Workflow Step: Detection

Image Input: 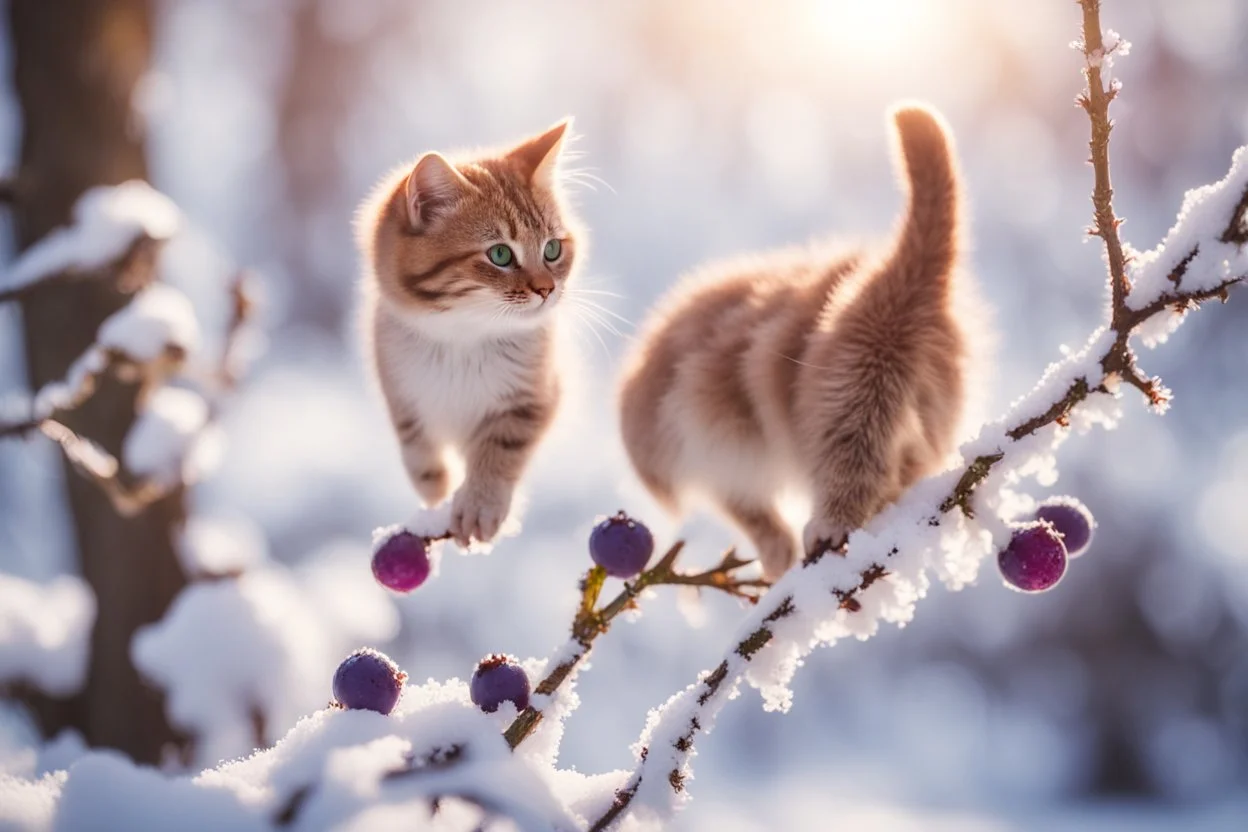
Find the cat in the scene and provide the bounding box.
[356,120,582,546]
[618,104,981,580]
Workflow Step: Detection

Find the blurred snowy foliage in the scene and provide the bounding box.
[1,0,1247,830]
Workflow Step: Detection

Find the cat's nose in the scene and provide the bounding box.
[530,274,555,300]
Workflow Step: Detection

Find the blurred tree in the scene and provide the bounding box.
[7,0,188,763]
[275,0,370,329]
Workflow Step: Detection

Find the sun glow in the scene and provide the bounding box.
[806,0,945,61]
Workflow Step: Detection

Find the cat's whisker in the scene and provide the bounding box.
[569,300,632,342]
[560,166,616,195]
[568,287,626,300]
[569,306,614,359]
[567,295,634,329]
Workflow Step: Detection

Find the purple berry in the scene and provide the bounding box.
[589,511,655,578]
[372,529,431,592]
[1034,497,1095,558]
[998,522,1068,593]
[469,655,531,713]
[332,648,407,714]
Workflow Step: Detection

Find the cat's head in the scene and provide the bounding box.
[365,120,582,334]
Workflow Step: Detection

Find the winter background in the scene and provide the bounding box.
[1,0,1247,829]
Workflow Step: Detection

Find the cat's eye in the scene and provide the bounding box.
[543,239,562,262]
[487,244,514,267]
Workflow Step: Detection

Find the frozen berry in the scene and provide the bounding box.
[332,648,407,714]
[998,523,1068,593]
[589,511,655,578]
[1034,497,1095,558]
[469,654,530,713]
[372,529,431,592]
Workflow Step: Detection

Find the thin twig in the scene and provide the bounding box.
[1076,0,1131,323]
[503,541,768,750]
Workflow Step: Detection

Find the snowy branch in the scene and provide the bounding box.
[585,6,1247,829]
[0,181,178,303]
[502,542,768,750]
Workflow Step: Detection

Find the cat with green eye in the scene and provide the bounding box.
[486,239,563,268]
[356,119,584,547]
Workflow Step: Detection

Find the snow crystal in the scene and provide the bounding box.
[0,181,180,296]
[1128,146,1248,311]
[0,574,96,697]
[121,385,210,485]
[96,283,201,363]
[0,771,65,832]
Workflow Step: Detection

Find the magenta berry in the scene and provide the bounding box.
[333,648,407,714]
[1034,497,1095,558]
[998,522,1068,593]
[469,655,530,714]
[372,529,431,592]
[589,511,655,578]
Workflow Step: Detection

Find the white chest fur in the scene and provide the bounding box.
[376,314,543,444]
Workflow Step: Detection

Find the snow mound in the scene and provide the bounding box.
[0,574,96,697]
[3,678,628,831]
[131,554,399,767]
[97,283,201,363]
[122,386,214,485]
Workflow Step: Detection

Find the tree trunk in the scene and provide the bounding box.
[8,0,189,764]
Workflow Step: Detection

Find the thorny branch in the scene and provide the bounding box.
[586,2,1247,827]
[502,541,769,750]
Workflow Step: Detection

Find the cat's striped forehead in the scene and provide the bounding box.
[457,159,565,239]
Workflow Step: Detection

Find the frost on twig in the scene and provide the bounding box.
[586,5,1246,828]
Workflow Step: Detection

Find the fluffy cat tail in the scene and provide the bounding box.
[887,103,961,285]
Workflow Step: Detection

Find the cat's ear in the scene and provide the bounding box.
[405,152,468,230]
[507,118,572,189]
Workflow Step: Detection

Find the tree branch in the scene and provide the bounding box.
[1076,0,1131,323]
[39,420,173,517]
[503,541,769,750]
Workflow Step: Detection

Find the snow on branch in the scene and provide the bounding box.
[0,282,201,440]
[500,542,767,751]
[0,181,179,302]
[0,261,255,518]
[584,11,1247,832]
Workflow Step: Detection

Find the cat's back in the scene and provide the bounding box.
[618,243,861,507]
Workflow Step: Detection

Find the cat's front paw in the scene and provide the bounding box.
[450,484,512,546]
[802,517,850,562]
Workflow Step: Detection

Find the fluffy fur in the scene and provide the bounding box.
[356,120,582,546]
[618,104,983,579]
